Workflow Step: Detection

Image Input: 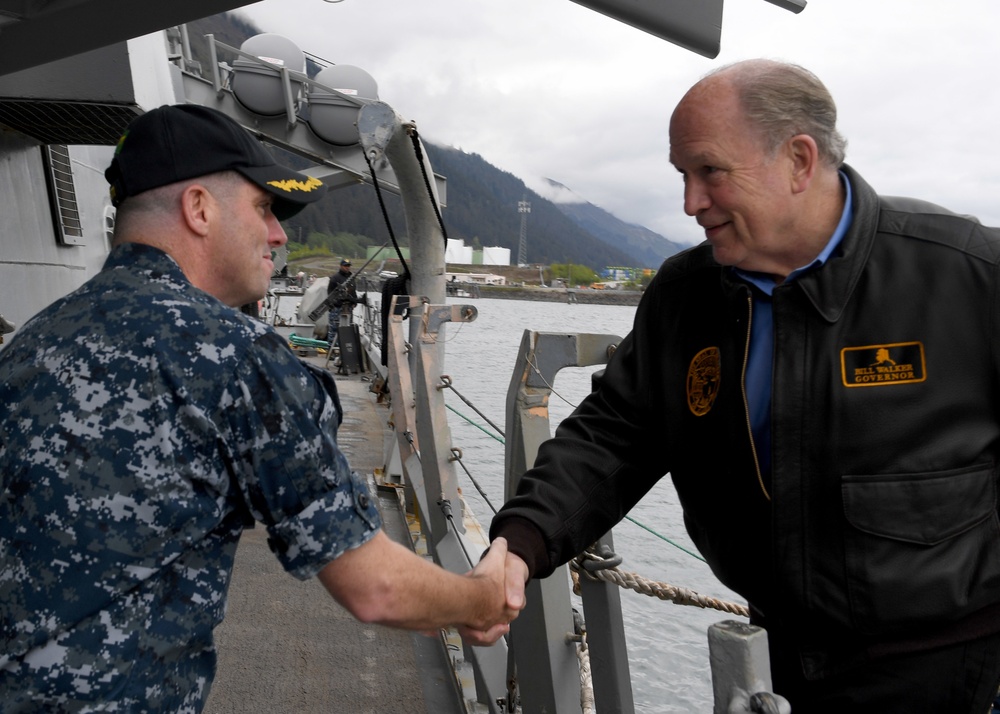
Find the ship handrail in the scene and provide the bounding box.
[323,96,784,713]
[502,329,786,713]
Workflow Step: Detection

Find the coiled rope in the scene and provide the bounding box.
[567,610,595,714]
[569,546,749,618]
[577,638,594,714]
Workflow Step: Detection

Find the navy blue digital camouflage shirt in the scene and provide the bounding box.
[0,243,382,712]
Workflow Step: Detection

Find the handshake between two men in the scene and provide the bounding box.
[315,532,530,647]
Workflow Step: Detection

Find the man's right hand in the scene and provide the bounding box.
[458,539,529,646]
[504,551,528,613]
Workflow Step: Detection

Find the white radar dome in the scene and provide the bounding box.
[231,33,305,116]
[307,65,378,146]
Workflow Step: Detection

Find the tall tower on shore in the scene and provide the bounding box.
[517,195,531,266]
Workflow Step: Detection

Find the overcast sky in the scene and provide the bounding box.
[238,0,1000,247]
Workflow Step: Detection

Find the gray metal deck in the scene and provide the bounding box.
[203,371,465,714]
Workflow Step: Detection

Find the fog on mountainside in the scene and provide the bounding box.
[186,12,684,270]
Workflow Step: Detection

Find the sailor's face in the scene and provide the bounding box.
[211,181,287,307]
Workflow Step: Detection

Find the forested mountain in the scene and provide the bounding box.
[186,12,683,270]
[544,180,686,268]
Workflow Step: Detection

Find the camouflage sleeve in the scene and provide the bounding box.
[221,332,382,580]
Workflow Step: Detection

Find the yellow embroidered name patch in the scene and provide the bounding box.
[687,346,721,416]
[840,341,926,387]
[266,176,324,193]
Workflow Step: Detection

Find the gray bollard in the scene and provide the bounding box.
[708,620,791,714]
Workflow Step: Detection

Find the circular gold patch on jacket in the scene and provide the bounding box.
[687,346,721,416]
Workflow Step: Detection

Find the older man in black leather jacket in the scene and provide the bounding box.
[490,59,1000,713]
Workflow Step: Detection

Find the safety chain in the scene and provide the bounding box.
[569,545,750,618]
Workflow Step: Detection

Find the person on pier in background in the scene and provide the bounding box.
[0,104,521,712]
[327,257,359,339]
[489,59,1000,713]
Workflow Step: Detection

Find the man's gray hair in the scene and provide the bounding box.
[710,60,848,168]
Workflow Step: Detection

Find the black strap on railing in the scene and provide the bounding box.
[408,128,448,249]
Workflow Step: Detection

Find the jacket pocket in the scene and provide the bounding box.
[841,463,1000,634]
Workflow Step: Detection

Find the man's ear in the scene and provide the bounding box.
[787,133,819,194]
[179,184,214,237]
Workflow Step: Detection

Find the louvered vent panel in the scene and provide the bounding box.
[44,144,84,246]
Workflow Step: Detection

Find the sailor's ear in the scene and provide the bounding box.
[179,183,214,237]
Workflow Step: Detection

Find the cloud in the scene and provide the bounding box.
[240,0,1000,244]
[531,178,584,205]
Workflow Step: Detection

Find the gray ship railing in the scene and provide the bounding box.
[372,314,790,713]
[504,330,629,714]
[502,329,789,714]
[173,32,787,712]
[342,99,788,713]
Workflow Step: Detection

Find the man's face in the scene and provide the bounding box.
[207,180,287,307]
[340,264,351,275]
[669,78,796,275]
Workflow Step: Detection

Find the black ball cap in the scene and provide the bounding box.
[105,104,327,220]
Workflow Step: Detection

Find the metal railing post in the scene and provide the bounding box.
[709,621,790,714]
[504,330,629,714]
[578,531,635,713]
[363,109,510,712]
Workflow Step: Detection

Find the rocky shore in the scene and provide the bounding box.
[293,257,645,307]
[477,285,642,306]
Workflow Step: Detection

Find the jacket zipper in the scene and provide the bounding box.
[740,291,771,501]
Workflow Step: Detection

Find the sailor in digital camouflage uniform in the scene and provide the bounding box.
[0,104,520,712]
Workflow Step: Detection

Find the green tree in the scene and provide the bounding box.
[549,263,598,287]
[288,245,332,262]
[300,231,373,262]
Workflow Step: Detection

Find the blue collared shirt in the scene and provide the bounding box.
[734,173,853,475]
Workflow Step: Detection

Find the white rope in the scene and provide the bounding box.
[570,551,750,618]
[576,635,594,714]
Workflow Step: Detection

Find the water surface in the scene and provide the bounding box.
[439,297,746,713]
